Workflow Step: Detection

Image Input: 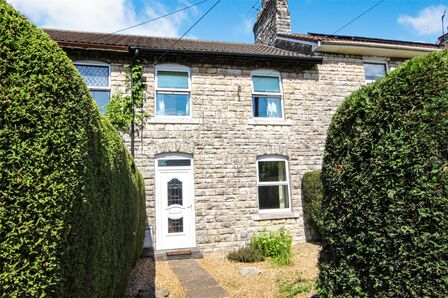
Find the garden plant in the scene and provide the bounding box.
[251,228,293,265]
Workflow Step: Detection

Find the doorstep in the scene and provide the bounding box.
[154,248,203,261]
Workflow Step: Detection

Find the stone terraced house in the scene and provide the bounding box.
[46,0,446,257]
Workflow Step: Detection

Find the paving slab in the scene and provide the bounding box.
[187,286,227,298]
[181,277,219,289]
[169,259,199,268]
[169,259,227,298]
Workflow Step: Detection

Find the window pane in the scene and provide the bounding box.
[259,185,289,209]
[258,160,287,182]
[168,218,183,233]
[253,76,280,93]
[157,71,189,89]
[76,64,109,87]
[158,159,191,167]
[253,97,282,118]
[90,90,110,113]
[167,178,183,206]
[364,63,386,81]
[156,93,190,116]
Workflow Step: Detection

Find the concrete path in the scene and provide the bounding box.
[169,259,227,298]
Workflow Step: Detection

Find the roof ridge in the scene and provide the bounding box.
[44,28,318,60]
[43,27,274,48]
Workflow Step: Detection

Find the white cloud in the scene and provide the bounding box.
[7,0,197,37]
[398,5,447,35]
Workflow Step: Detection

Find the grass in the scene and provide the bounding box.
[278,275,315,297]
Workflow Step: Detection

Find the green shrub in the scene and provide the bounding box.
[318,50,448,297]
[302,170,323,239]
[106,93,133,133]
[0,1,146,296]
[227,246,265,263]
[251,228,293,265]
[105,63,146,133]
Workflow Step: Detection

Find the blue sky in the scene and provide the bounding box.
[8,0,448,44]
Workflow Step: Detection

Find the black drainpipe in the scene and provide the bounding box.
[130,47,139,157]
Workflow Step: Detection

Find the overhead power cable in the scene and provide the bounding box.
[76,0,210,43]
[251,0,386,84]
[332,0,385,35]
[246,0,260,15]
[250,0,386,86]
[153,0,222,66]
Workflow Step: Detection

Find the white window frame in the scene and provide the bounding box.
[256,155,292,213]
[251,70,285,120]
[154,64,191,118]
[363,59,388,83]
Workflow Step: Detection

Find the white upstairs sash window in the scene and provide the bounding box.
[155,65,191,117]
[251,71,283,119]
[364,62,387,83]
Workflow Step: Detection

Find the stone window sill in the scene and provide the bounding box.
[147,117,201,125]
[248,119,293,126]
[253,212,300,221]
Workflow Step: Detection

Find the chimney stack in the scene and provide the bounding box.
[438,31,448,46]
[253,0,291,45]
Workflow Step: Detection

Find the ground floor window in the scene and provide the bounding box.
[256,156,291,210]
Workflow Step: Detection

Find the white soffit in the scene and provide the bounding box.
[316,41,438,58]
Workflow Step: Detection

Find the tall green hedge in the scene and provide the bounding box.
[0,1,146,296]
[302,170,323,239]
[318,50,448,297]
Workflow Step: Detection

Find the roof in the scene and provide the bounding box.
[44,29,321,63]
[278,32,441,49]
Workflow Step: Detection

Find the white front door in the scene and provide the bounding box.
[155,156,196,250]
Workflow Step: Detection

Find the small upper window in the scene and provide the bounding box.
[257,156,291,210]
[155,66,191,117]
[75,63,110,113]
[251,72,283,119]
[364,62,387,82]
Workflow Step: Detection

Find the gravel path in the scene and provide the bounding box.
[125,257,156,297]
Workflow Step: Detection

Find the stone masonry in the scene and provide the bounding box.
[65,49,404,252]
[253,0,291,45]
[438,32,448,46]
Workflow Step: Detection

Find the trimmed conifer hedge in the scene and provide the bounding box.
[0,1,146,296]
[302,170,323,239]
[318,50,448,296]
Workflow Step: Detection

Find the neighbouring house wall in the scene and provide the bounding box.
[388,57,407,71]
[66,49,406,252]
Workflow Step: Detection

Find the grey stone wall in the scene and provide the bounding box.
[253,0,291,45]
[66,49,405,252]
